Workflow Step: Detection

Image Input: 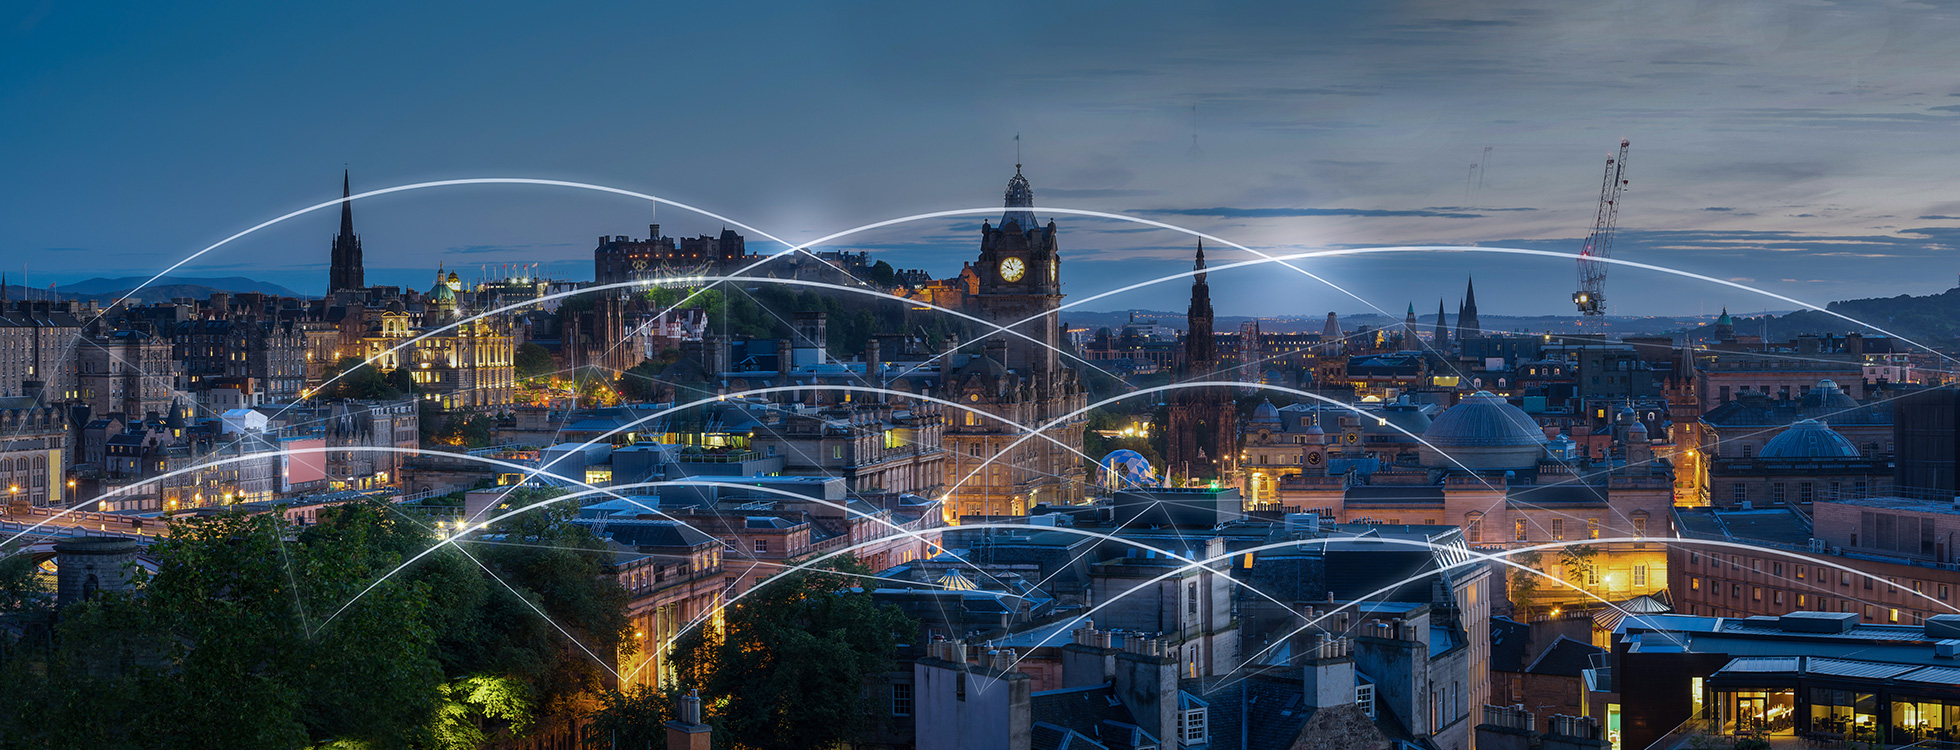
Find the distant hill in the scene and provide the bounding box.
[1680,287,1960,344]
[35,276,304,304]
[59,275,301,297]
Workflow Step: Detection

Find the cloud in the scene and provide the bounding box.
[1136,207,1485,219]
[1703,207,1735,212]
[1917,215,1960,220]
[444,243,578,255]
[1041,188,1164,199]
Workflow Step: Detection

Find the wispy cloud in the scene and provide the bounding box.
[1136,207,1485,219]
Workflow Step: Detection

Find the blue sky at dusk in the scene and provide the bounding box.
[8,1,1960,318]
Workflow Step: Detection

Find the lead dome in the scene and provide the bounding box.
[1421,391,1548,470]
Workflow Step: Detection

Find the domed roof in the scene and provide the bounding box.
[1800,379,1859,413]
[1425,391,1547,448]
[428,280,456,304]
[1760,419,1860,459]
[1421,391,1546,470]
[1251,399,1280,424]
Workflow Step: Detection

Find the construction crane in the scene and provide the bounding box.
[1573,138,1631,316]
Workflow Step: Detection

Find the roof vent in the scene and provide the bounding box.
[1937,640,1960,659]
[1777,611,1859,634]
[1927,614,1960,640]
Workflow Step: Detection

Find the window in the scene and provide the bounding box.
[1466,512,1484,543]
[1942,584,1950,600]
[1691,552,1701,565]
[1588,518,1600,539]
[1634,565,1648,588]
[1891,608,1900,624]
[1752,559,1761,573]
[1188,582,1199,617]
[1692,577,1701,591]
[1515,519,1527,542]
[1356,685,1376,719]
[1180,708,1209,744]
[1799,594,1808,607]
[1775,590,1784,605]
[1797,566,1806,580]
[891,683,913,716]
[755,539,769,553]
[1733,484,1748,503]
[1552,519,1564,540]
[1753,587,1762,602]
[831,445,844,460]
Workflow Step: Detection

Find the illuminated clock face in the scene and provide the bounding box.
[999,257,1026,282]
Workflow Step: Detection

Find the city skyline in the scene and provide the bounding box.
[12,2,1960,316]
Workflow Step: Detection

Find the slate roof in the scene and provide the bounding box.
[1526,635,1605,677]
[1027,685,1156,749]
[1490,616,1531,673]
[1181,675,1313,750]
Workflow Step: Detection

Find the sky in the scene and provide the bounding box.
[7,1,1960,319]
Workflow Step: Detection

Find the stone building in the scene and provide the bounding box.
[1167,243,1237,484]
[940,167,1087,518]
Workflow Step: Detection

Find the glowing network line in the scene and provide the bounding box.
[1214,534,1960,693]
[293,274,1123,426]
[455,383,1110,528]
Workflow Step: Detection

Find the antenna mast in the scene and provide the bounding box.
[1573,138,1631,317]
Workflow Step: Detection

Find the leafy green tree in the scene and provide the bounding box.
[582,684,683,749]
[866,260,898,288]
[668,558,913,750]
[616,358,669,403]
[322,356,404,400]
[515,343,557,381]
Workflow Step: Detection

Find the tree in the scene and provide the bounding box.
[0,502,635,748]
[667,558,913,749]
[322,356,403,400]
[582,684,683,749]
[867,260,898,288]
[616,358,669,403]
[1558,544,1599,590]
[515,343,557,381]
[1510,550,1544,618]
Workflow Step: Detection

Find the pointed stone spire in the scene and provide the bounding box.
[1457,275,1481,343]
[330,169,365,293]
[1434,298,1450,351]
[1185,242,1215,366]
[339,169,355,239]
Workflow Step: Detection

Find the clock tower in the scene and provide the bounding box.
[972,165,1064,377]
[942,166,1086,520]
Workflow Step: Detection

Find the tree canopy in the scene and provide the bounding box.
[0,500,630,749]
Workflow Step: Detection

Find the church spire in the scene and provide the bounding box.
[330,169,365,293]
[1434,298,1450,350]
[339,169,354,239]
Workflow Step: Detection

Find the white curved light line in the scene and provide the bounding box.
[102,178,800,319]
[1222,534,1960,691]
[460,382,1105,527]
[292,274,1119,426]
[625,520,1325,685]
[1011,245,1958,368]
[320,477,970,627]
[951,380,1501,496]
[2,447,625,550]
